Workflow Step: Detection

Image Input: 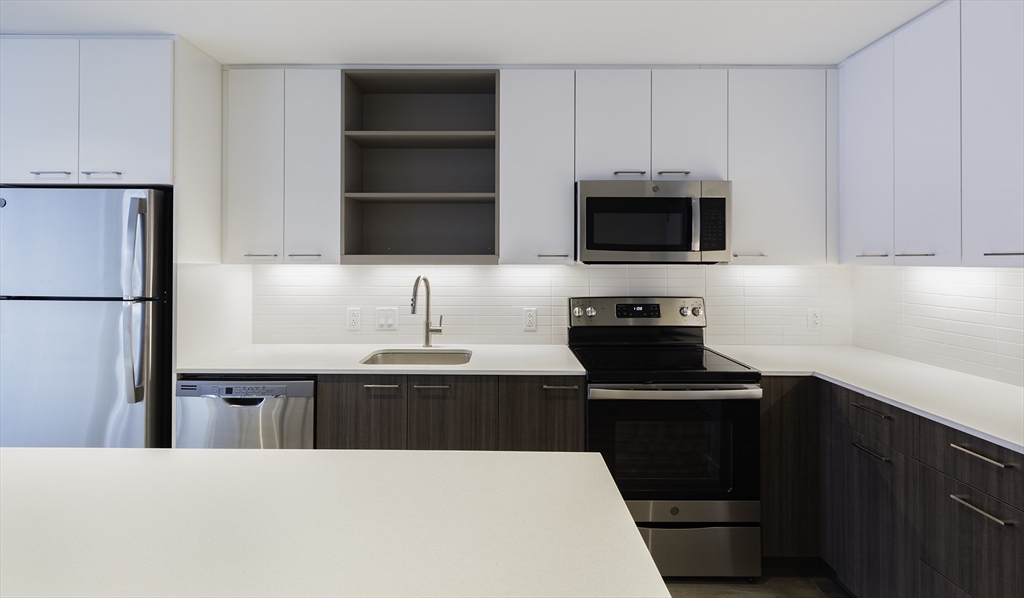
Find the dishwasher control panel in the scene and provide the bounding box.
[176,380,314,399]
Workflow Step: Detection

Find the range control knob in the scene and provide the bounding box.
[585,307,597,317]
[692,306,703,317]
[679,307,690,317]
[572,306,583,318]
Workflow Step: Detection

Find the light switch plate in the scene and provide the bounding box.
[523,308,537,331]
[347,308,361,331]
[376,307,398,331]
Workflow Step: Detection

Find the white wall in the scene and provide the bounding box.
[853,267,1024,386]
[249,264,853,347]
[176,264,252,366]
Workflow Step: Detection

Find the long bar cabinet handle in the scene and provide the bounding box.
[244,253,279,257]
[413,385,450,390]
[613,170,647,175]
[733,253,767,258]
[537,254,570,258]
[81,171,123,175]
[851,403,892,419]
[543,385,579,390]
[856,254,890,258]
[950,495,1013,527]
[657,170,691,175]
[895,253,936,257]
[984,252,1024,256]
[950,443,1011,469]
[287,253,322,257]
[852,443,891,463]
[363,384,400,389]
[29,170,72,175]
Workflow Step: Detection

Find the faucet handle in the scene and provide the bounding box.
[429,314,443,334]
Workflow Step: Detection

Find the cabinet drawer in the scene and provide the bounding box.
[832,385,918,456]
[315,375,407,449]
[920,465,1024,598]
[498,376,584,452]
[407,376,498,451]
[918,417,1023,511]
[919,561,972,598]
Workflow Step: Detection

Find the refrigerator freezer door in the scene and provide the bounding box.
[0,300,145,447]
[0,187,155,298]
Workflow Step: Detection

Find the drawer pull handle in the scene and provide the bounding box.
[613,170,647,175]
[950,443,1011,469]
[81,171,123,175]
[363,384,400,389]
[733,253,767,257]
[856,254,890,258]
[29,170,72,175]
[984,252,1024,256]
[895,253,936,257]
[852,443,891,463]
[413,385,450,390]
[950,495,1013,527]
[537,254,570,258]
[287,253,322,257]
[244,253,279,257]
[851,402,892,420]
[543,385,579,390]
[657,170,691,175]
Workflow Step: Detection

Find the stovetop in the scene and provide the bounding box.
[571,345,760,384]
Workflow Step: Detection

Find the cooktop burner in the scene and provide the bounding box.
[572,346,755,374]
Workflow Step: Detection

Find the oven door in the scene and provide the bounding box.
[577,180,703,263]
[586,384,761,502]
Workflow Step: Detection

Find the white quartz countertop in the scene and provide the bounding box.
[177,344,586,376]
[712,345,1024,454]
[0,448,668,598]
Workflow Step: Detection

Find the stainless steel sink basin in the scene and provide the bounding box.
[359,349,473,366]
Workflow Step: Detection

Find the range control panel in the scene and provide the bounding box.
[570,297,706,327]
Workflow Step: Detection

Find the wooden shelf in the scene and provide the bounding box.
[345,131,495,149]
[344,192,496,203]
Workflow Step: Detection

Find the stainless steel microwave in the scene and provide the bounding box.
[576,180,731,264]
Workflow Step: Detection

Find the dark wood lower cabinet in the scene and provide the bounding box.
[407,376,498,450]
[316,375,408,449]
[919,561,973,598]
[497,376,584,452]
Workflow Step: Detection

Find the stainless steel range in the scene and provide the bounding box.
[569,296,762,579]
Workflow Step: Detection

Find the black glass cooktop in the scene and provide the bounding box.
[571,345,759,384]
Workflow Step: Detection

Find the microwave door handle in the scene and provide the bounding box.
[691,197,701,252]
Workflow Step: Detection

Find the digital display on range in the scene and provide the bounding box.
[615,304,661,318]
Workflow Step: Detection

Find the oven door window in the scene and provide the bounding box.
[586,197,693,252]
[587,399,759,501]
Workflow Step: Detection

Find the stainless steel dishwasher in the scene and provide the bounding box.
[175,379,315,448]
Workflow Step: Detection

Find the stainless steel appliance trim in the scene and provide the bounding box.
[244,253,279,257]
[412,385,450,389]
[950,495,1013,526]
[588,384,762,401]
[569,296,707,327]
[851,402,892,419]
[984,252,1024,256]
[627,500,760,523]
[856,253,890,258]
[612,170,647,175]
[691,197,701,252]
[852,442,891,463]
[363,384,401,389]
[29,170,72,175]
[896,253,936,257]
[81,171,123,175]
[950,443,1011,469]
[657,170,691,175]
[542,385,579,390]
[637,526,761,578]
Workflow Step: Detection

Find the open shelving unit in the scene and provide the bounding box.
[342,70,498,264]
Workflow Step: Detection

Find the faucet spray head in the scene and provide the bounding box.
[411,275,422,313]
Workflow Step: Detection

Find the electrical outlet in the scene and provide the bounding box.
[523,308,537,331]
[807,309,822,331]
[376,307,398,331]
[346,308,361,331]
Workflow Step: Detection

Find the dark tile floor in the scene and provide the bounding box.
[665,568,848,598]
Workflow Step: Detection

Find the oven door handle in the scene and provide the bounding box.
[588,388,763,400]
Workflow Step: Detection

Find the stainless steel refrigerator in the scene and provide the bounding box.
[0,187,172,448]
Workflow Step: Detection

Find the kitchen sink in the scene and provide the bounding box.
[359,349,473,366]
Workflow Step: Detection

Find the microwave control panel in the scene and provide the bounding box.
[699,197,727,251]
[570,297,706,327]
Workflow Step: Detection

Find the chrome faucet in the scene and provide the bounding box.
[411,275,442,347]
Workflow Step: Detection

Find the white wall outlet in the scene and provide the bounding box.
[523,308,537,331]
[807,309,822,331]
[346,308,361,331]
[376,307,398,331]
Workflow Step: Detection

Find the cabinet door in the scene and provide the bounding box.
[893,1,961,266]
[575,69,651,180]
[224,69,285,264]
[316,375,407,449]
[0,38,79,184]
[78,39,173,185]
[728,69,827,264]
[839,38,895,265]
[651,69,728,181]
[407,376,498,450]
[284,69,341,264]
[961,0,1024,268]
[497,376,584,452]
[498,69,576,264]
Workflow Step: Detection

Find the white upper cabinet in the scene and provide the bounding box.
[839,38,895,265]
[728,69,827,265]
[575,69,651,181]
[498,69,576,264]
[283,69,341,264]
[961,0,1024,268]
[893,1,961,267]
[224,69,285,264]
[651,69,728,181]
[78,39,173,185]
[0,39,80,184]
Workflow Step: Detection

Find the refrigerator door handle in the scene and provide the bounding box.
[122,196,142,299]
[122,301,149,404]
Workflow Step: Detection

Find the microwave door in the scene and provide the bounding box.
[579,195,702,264]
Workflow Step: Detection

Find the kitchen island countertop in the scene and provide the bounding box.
[0,448,668,598]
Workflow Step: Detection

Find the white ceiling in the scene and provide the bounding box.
[0,0,942,66]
